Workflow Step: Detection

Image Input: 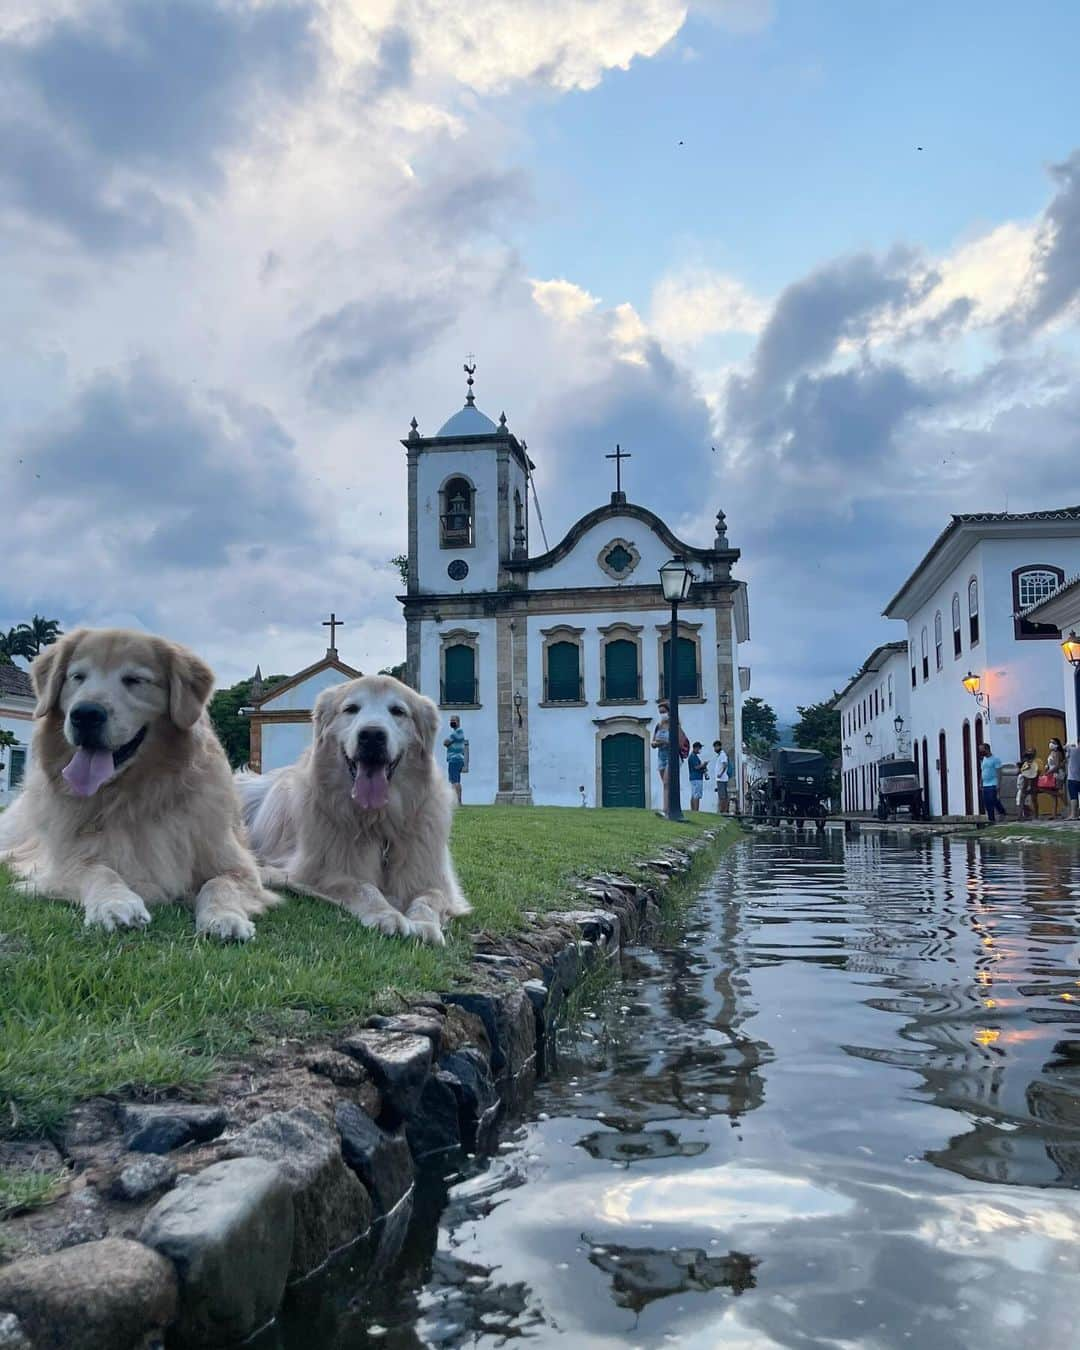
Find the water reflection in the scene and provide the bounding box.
[274,831,1080,1348]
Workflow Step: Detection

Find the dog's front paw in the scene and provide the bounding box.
[408,918,446,946]
[86,890,152,933]
[364,907,415,939]
[196,911,256,943]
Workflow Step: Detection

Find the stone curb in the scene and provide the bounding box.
[0,830,724,1348]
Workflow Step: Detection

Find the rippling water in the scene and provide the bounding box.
[268,831,1080,1349]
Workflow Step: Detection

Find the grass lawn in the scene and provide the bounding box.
[976,822,1080,843]
[0,807,738,1138]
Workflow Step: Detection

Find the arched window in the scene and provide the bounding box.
[440,476,474,548]
[910,642,916,689]
[968,578,979,646]
[1013,565,1065,639]
[661,636,699,699]
[887,673,893,707]
[604,640,640,701]
[951,593,962,658]
[921,627,929,682]
[934,611,943,671]
[439,630,479,706]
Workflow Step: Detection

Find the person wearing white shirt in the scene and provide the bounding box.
[711,739,730,814]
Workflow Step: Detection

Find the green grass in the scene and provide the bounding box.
[0,807,735,1138]
[977,822,1080,843]
[0,1167,67,1219]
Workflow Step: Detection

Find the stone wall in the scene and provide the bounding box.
[0,832,723,1350]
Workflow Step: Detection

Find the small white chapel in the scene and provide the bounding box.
[401,370,751,808]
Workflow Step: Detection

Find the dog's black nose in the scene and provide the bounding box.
[69,702,109,747]
[355,726,388,761]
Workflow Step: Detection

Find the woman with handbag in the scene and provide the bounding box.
[1018,749,1040,820]
[1042,738,1065,818]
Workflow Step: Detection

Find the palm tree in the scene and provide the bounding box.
[15,615,63,657]
[0,628,33,663]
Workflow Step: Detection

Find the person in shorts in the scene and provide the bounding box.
[1067,740,1080,821]
[712,739,730,814]
[443,715,466,804]
[687,741,707,811]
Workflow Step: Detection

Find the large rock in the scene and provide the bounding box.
[336,1030,433,1127]
[140,1156,293,1348]
[365,1011,447,1053]
[122,1103,226,1155]
[442,985,536,1088]
[0,1238,177,1350]
[223,1107,371,1278]
[439,1050,500,1153]
[334,1102,414,1217]
[405,1072,461,1159]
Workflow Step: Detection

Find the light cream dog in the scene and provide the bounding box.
[0,628,276,940]
[238,675,470,945]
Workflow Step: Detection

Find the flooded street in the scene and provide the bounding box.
[272,832,1080,1348]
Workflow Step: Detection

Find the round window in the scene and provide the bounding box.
[447,559,469,582]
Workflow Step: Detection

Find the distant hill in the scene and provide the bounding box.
[776,722,797,747]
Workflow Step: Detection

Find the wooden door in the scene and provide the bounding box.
[962,721,974,816]
[938,731,949,816]
[601,733,646,808]
[1018,709,1066,817]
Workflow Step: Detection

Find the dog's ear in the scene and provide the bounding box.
[167,642,214,730]
[312,686,340,740]
[412,690,440,755]
[31,629,84,719]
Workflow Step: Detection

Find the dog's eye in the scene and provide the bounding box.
[122,675,143,688]
[343,704,359,715]
[70,672,86,683]
[390,706,407,718]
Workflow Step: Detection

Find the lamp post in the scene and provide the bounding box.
[962,670,990,721]
[864,731,873,748]
[1063,632,1080,667]
[659,556,694,821]
[718,690,730,725]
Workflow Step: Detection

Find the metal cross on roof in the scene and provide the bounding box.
[605,443,631,495]
[464,355,477,406]
[322,612,343,651]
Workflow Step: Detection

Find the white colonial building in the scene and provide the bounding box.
[836,641,910,813]
[0,664,34,807]
[882,507,1080,817]
[1023,575,1080,745]
[400,383,749,808]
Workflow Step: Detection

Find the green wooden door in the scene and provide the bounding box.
[601,733,646,808]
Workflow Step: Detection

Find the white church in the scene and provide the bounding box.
[400,374,751,808]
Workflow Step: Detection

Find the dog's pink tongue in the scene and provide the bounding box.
[351,765,391,810]
[62,748,115,797]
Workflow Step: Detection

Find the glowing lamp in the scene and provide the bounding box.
[1062,631,1080,668]
[962,672,981,696]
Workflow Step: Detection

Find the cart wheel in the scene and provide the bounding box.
[876,799,887,821]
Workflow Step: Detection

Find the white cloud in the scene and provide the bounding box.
[531,278,601,324]
[650,268,769,346]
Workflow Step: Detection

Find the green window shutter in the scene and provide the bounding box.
[662,637,698,698]
[444,645,475,704]
[546,642,580,702]
[604,640,638,700]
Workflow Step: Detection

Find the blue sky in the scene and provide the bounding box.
[2,0,1078,716]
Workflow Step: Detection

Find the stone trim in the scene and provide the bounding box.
[406,446,419,594]
[505,500,740,574]
[439,629,480,709]
[401,583,738,621]
[596,537,641,582]
[438,472,477,551]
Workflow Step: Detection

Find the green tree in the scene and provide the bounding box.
[209,674,287,769]
[0,728,16,765]
[0,627,34,663]
[379,662,407,682]
[793,696,842,794]
[16,616,63,656]
[389,555,409,587]
[742,696,779,757]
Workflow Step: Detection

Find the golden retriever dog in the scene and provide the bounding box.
[237,675,469,945]
[0,628,276,940]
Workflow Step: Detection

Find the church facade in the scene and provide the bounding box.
[400,384,750,808]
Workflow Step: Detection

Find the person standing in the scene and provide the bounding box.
[1066,740,1080,822]
[443,715,466,805]
[1017,748,1040,820]
[1045,738,1066,818]
[687,742,707,812]
[653,702,671,801]
[980,743,1006,823]
[712,738,730,815]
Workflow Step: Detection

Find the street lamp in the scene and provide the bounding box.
[962,670,991,721]
[718,690,730,725]
[864,731,873,748]
[843,743,852,756]
[659,556,694,821]
[1063,631,1080,667]
[893,713,904,736]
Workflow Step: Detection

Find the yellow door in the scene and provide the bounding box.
[1018,710,1066,817]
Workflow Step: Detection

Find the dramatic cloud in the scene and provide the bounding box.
[1010,149,1080,333]
[650,268,768,346]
